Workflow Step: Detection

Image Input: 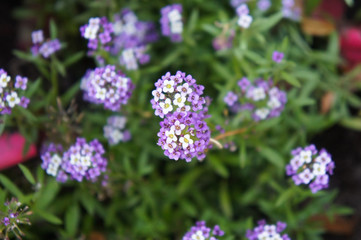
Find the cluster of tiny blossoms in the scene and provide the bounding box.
[236,4,253,29]
[80,17,114,53]
[41,138,108,183]
[0,69,30,115]
[286,145,335,193]
[31,30,61,58]
[160,4,183,42]
[281,0,301,21]
[257,0,271,12]
[111,9,158,70]
[104,115,131,145]
[182,221,224,240]
[224,78,287,121]
[0,198,31,240]
[246,220,290,240]
[152,71,211,162]
[81,65,134,111]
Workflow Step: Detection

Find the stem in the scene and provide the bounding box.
[213,127,248,141]
[50,56,58,103]
[210,138,223,149]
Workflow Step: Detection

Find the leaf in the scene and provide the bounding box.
[239,139,247,168]
[340,118,361,131]
[258,146,284,169]
[61,82,80,105]
[16,107,37,123]
[13,50,35,62]
[0,115,7,136]
[18,164,36,185]
[177,168,204,195]
[36,209,62,225]
[275,187,294,207]
[219,182,232,218]
[26,78,42,98]
[252,12,283,32]
[65,203,80,237]
[0,174,24,199]
[49,19,57,39]
[208,155,229,177]
[35,179,60,209]
[281,72,301,87]
[63,52,84,67]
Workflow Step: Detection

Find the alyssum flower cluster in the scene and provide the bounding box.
[104,115,131,145]
[31,30,61,58]
[152,71,211,162]
[0,69,30,115]
[182,221,224,240]
[41,138,108,183]
[245,220,290,240]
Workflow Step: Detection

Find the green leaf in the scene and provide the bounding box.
[177,168,204,195]
[340,118,361,131]
[36,209,62,225]
[63,52,84,67]
[18,164,36,185]
[0,174,24,199]
[252,12,283,32]
[13,50,35,62]
[61,82,80,105]
[281,72,301,87]
[219,182,232,218]
[65,203,80,237]
[258,146,284,169]
[208,155,229,177]
[0,115,7,136]
[16,107,37,123]
[49,19,57,39]
[275,187,294,207]
[26,78,42,98]
[239,139,247,168]
[35,178,60,209]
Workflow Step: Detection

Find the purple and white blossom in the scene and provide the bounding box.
[160,4,183,42]
[258,0,271,11]
[104,115,131,145]
[151,71,206,118]
[281,0,301,21]
[182,221,224,240]
[246,220,290,240]
[236,4,253,28]
[81,65,134,111]
[31,29,61,58]
[272,51,284,63]
[0,69,30,115]
[224,78,287,121]
[286,145,335,193]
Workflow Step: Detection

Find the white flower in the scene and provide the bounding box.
[159,98,173,114]
[173,93,186,107]
[163,80,175,93]
[116,76,129,88]
[255,108,270,120]
[168,10,182,22]
[80,155,92,167]
[165,129,177,143]
[81,144,94,155]
[109,116,127,129]
[268,87,279,98]
[267,97,281,109]
[95,87,107,100]
[299,150,312,163]
[88,17,100,29]
[315,152,332,165]
[179,134,193,149]
[290,156,304,171]
[257,231,270,240]
[237,14,253,28]
[50,154,62,167]
[299,168,314,184]
[102,68,115,82]
[0,74,10,88]
[176,105,191,113]
[113,20,123,35]
[152,88,165,102]
[177,83,192,95]
[264,225,277,236]
[122,48,138,70]
[106,89,120,103]
[251,87,266,101]
[84,25,99,40]
[6,92,20,108]
[111,129,124,144]
[171,21,183,34]
[191,230,205,240]
[31,30,44,44]
[171,120,185,135]
[165,142,176,153]
[46,163,59,177]
[312,163,326,176]
[70,153,82,165]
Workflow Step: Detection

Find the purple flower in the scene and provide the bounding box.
[104,115,131,145]
[281,0,301,21]
[272,51,284,63]
[160,4,183,42]
[258,0,271,11]
[2,217,10,226]
[81,65,134,111]
[183,221,224,240]
[31,30,43,44]
[246,220,290,240]
[224,91,238,106]
[286,145,335,193]
[15,76,28,90]
[31,30,61,58]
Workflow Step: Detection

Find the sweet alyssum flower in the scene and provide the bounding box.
[157,111,211,162]
[0,69,30,115]
[272,51,284,63]
[0,198,31,240]
[160,4,183,42]
[80,17,114,53]
[31,29,61,58]
[281,0,301,21]
[80,65,134,111]
[151,71,206,118]
[257,0,271,11]
[41,138,108,183]
[286,144,335,193]
[224,78,287,121]
[246,220,290,240]
[182,221,224,240]
[111,9,158,70]
[236,4,253,29]
[104,115,131,145]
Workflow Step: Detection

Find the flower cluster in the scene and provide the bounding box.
[80,17,114,53]
[41,138,108,183]
[151,71,206,118]
[224,78,287,121]
[0,69,30,115]
[111,9,158,70]
[182,221,224,240]
[31,30,61,58]
[286,145,335,193]
[246,220,290,240]
[104,115,131,145]
[230,0,249,8]
[80,65,134,111]
[281,0,301,21]
[257,0,271,12]
[158,111,211,161]
[236,4,253,29]
[0,198,31,240]
[160,4,183,42]
[152,71,212,162]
